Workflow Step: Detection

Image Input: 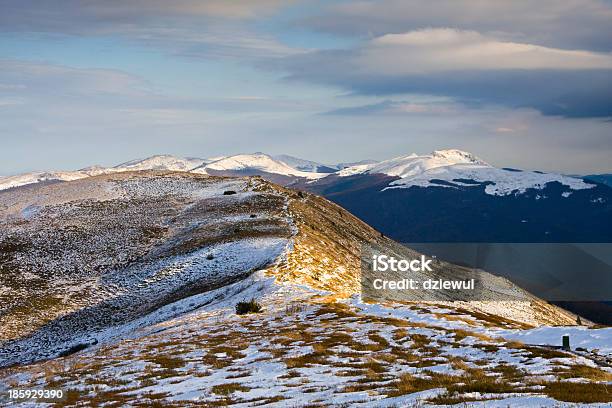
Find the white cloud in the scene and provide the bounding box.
[0,59,151,98]
[305,0,612,51]
[355,29,612,75]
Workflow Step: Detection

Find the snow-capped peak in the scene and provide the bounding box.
[366,149,489,178]
[336,149,595,196]
[196,153,328,179]
[0,149,599,195]
[114,155,207,172]
[431,149,489,166]
[272,154,336,173]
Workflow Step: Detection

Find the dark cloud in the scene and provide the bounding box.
[314,70,612,118]
[301,0,612,52]
[0,0,298,60]
[280,30,612,118]
[0,0,291,33]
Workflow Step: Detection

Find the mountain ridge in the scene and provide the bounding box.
[0,149,603,197]
[0,171,580,368]
[1,171,610,406]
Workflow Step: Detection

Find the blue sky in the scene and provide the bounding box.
[1,0,611,174]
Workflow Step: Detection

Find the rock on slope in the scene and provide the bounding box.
[0,172,609,406]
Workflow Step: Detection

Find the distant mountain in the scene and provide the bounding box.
[297,150,612,243]
[192,153,329,185]
[114,154,207,172]
[0,168,108,191]
[584,173,612,188]
[330,149,592,196]
[334,159,378,170]
[2,149,610,244]
[273,154,337,173]
[0,155,211,191]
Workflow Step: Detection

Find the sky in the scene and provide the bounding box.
[0,0,611,175]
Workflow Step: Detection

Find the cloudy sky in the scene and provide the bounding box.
[1,0,611,175]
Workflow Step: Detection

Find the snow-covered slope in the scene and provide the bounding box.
[0,169,107,191]
[1,171,608,406]
[0,155,209,191]
[335,159,378,170]
[0,149,600,195]
[114,154,207,172]
[368,149,488,177]
[273,154,336,173]
[3,282,609,407]
[195,153,328,180]
[340,149,596,196]
[0,172,294,367]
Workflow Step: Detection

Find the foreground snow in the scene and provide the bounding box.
[1,274,610,407]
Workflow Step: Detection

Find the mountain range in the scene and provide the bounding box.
[0,149,603,195]
[3,149,610,244]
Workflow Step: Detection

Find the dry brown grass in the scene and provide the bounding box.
[284,352,327,368]
[146,355,185,370]
[277,370,301,379]
[202,354,232,369]
[523,346,572,359]
[211,382,250,396]
[451,328,498,343]
[408,333,430,349]
[389,372,462,396]
[452,307,534,329]
[542,381,611,403]
[553,364,612,381]
[428,392,501,405]
[503,339,525,349]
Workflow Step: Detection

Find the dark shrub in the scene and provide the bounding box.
[235,298,262,315]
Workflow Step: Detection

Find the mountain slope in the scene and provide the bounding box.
[297,149,612,244]
[113,155,207,172]
[585,173,612,188]
[339,149,594,196]
[0,155,210,192]
[0,172,578,367]
[1,172,610,406]
[273,154,337,173]
[0,172,293,366]
[193,153,329,183]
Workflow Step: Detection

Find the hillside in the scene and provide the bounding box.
[1,172,610,406]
